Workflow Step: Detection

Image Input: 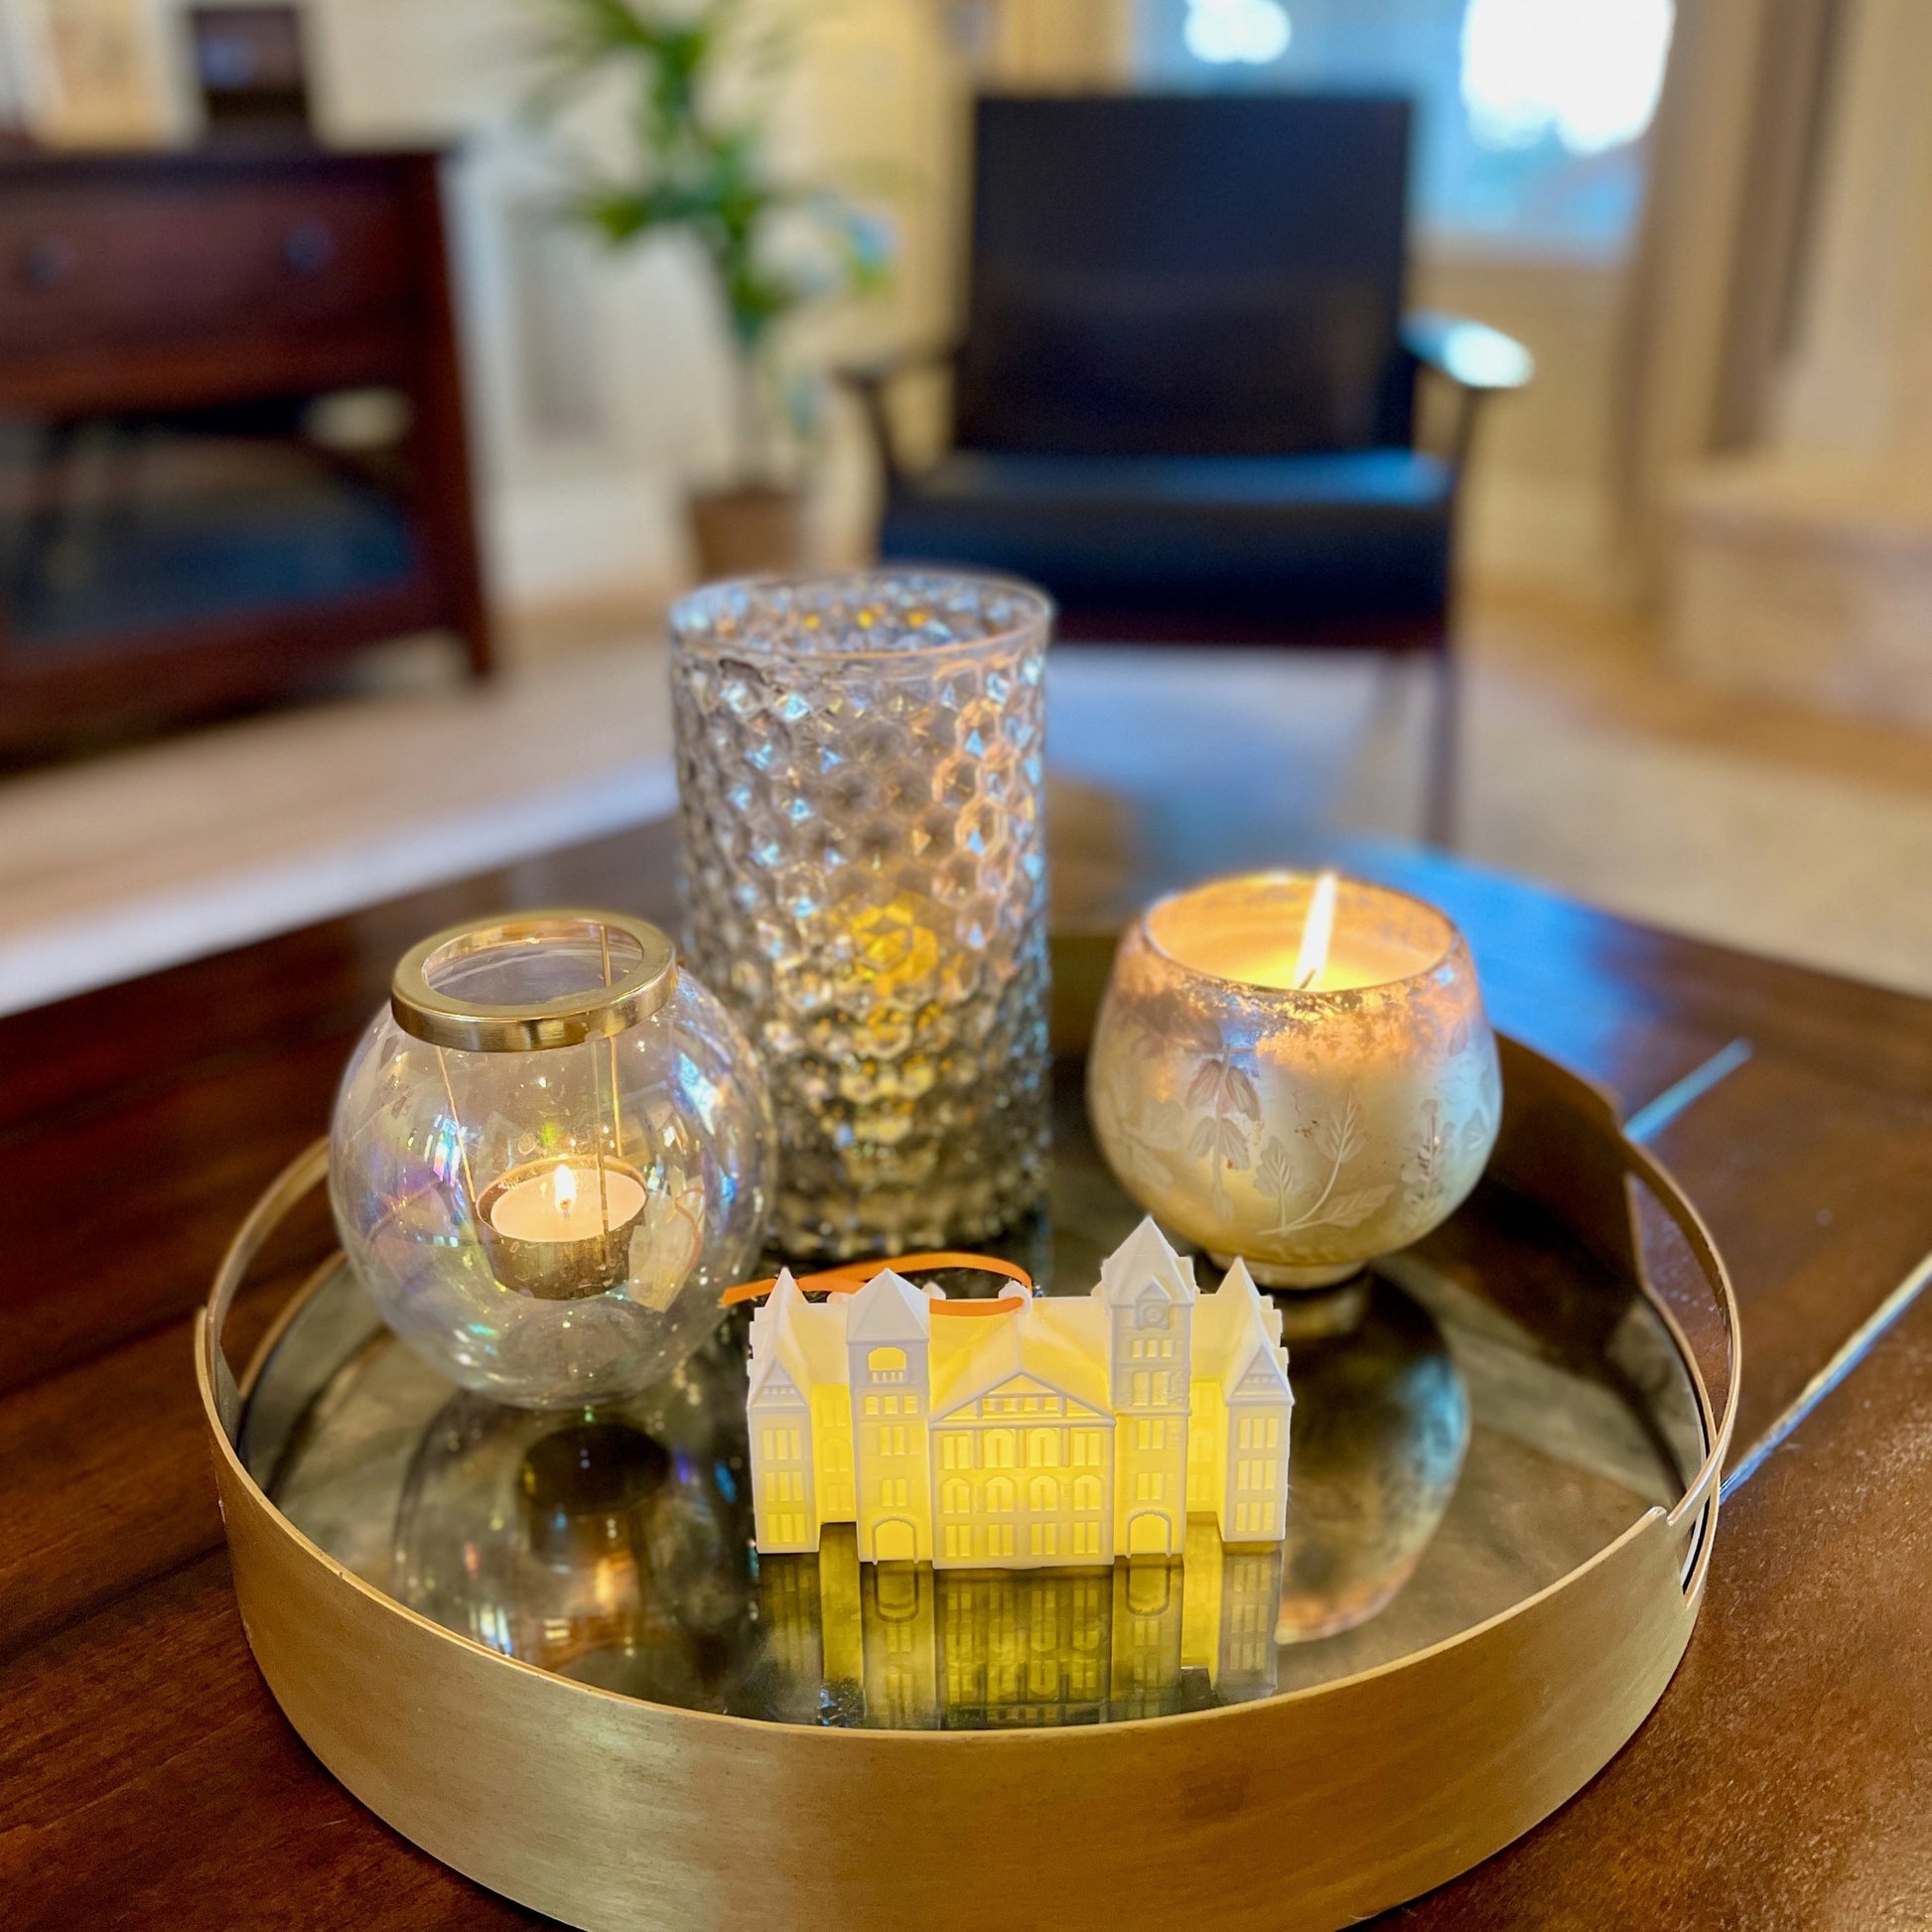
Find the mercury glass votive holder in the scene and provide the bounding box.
[670,570,1052,1260]
[1089,873,1502,1288]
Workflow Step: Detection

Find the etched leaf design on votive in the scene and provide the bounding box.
[1186,1048,1260,1213]
[1256,1137,1305,1229]
[1225,1063,1261,1123]
[1311,1185,1394,1232]
[1261,1087,1390,1238]
[1317,1090,1366,1169]
[1186,1113,1251,1166]
[1403,1098,1448,1209]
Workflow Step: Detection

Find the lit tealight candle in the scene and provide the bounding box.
[1090,871,1502,1289]
[1181,871,1434,995]
[479,1157,648,1301]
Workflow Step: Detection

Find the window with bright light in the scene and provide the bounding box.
[1459,0,1673,157]
[1182,0,1294,66]
[1138,0,1676,257]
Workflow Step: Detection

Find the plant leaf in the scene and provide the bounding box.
[1187,1118,1219,1162]
[1186,1060,1221,1107]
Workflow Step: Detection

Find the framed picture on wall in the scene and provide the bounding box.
[3,0,183,146]
[188,4,311,132]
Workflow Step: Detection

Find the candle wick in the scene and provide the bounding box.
[1291,870,1340,992]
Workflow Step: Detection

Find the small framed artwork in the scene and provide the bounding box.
[188,4,311,133]
[3,0,183,146]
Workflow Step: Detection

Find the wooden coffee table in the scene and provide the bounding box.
[5,818,1931,1927]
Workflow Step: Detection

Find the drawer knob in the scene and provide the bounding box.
[21,235,76,288]
[283,221,337,275]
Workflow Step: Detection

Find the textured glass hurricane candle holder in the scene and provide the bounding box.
[1089,874,1501,1289]
[330,909,776,1408]
[670,571,1051,1260]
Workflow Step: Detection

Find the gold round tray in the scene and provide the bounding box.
[197,1036,1736,1931]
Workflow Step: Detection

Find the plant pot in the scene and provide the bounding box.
[687,485,805,580]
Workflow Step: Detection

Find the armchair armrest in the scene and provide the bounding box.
[1402,311,1534,474]
[831,341,960,485]
[1402,311,1535,392]
[831,340,960,391]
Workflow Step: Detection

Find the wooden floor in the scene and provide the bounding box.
[1473,581,1932,803]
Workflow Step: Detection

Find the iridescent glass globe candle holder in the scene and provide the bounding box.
[1089,873,1501,1289]
[670,570,1052,1260]
[330,909,776,1408]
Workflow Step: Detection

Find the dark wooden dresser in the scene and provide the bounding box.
[0,145,489,756]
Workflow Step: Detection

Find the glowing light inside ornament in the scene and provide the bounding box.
[745,1220,1294,1567]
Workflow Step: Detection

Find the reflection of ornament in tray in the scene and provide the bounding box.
[746,1219,1293,1566]
[761,1520,1284,1728]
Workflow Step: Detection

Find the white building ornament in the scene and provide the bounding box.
[746,1219,1294,1567]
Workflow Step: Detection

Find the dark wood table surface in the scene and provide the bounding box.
[5,816,1932,1929]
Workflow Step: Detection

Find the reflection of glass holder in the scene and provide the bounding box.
[202,1031,1738,1931]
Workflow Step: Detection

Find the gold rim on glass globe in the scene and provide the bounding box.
[389,909,677,1053]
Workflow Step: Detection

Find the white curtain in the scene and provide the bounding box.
[1611,0,1845,592]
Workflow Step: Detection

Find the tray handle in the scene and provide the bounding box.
[201,1137,332,1449]
[1620,1134,1739,1598]
[1490,1036,1739,1578]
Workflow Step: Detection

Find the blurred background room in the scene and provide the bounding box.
[2,0,1929,1015]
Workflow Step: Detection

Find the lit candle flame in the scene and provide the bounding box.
[1294,871,1339,991]
[552,1162,578,1215]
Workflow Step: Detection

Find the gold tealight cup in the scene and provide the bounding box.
[1088,872,1501,1289]
[477,1155,650,1301]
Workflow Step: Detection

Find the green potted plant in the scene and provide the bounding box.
[531,0,893,576]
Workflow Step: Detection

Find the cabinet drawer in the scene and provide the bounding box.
[0,167,416,353]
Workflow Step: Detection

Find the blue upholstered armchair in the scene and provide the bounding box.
[841,94,1531,847]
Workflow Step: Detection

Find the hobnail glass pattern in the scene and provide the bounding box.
[670,571,1052,1259]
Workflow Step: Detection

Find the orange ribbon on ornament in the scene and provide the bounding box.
[720,1250,1035,1316]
